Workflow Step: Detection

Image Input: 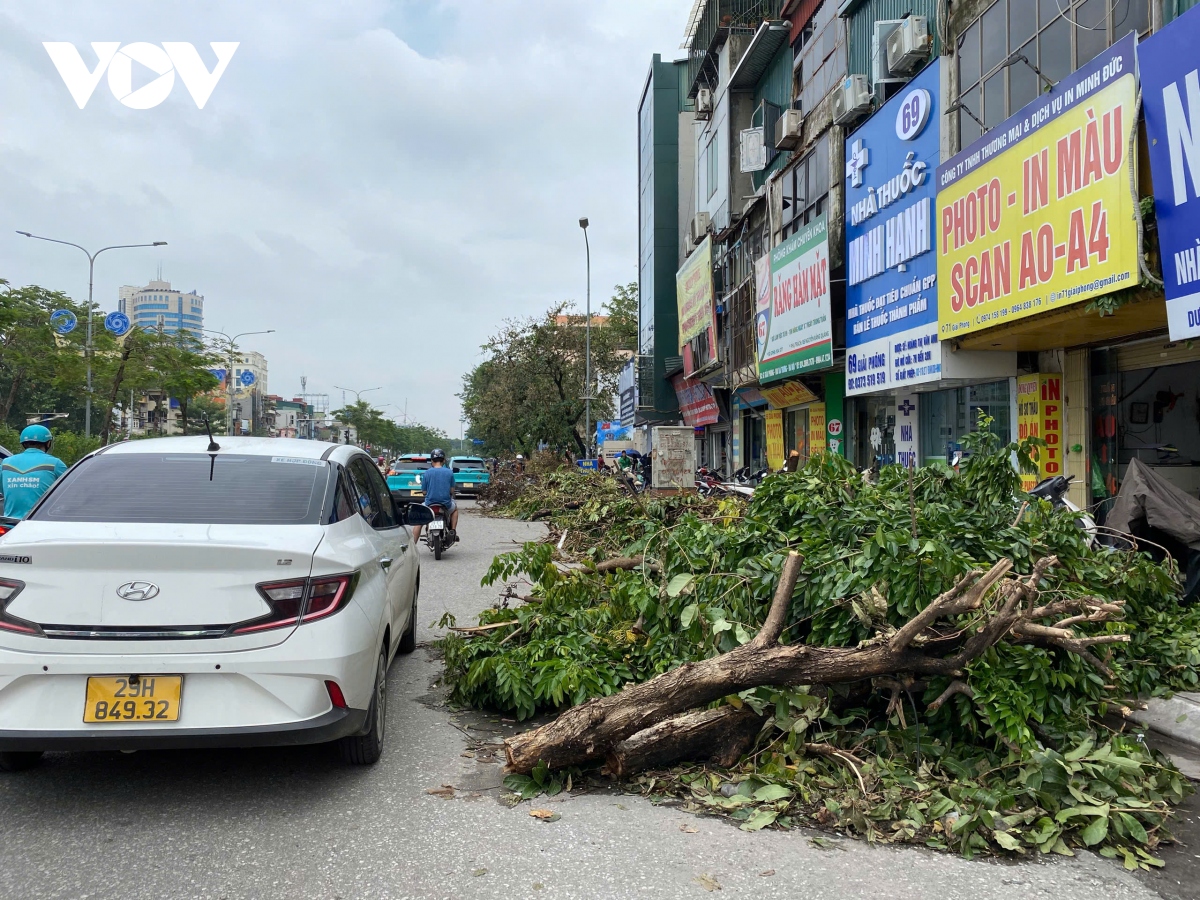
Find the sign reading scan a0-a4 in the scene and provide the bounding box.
[757,214,831,384]
[1141,4,1200,341]
[845,59,941,396]
[936,33,1138,339]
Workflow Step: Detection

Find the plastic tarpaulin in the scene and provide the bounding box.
[1106,459,1200,552]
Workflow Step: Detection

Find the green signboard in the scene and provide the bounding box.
[757,214,832,384]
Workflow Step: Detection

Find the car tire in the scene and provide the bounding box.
[0,751,43,772]
[338,650,386,766]
[398,581,418,655]
[433,533,442,560]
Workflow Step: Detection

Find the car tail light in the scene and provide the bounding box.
[325,680,348,708]
[230,573,358,635]
[301,575,354,623]
[0,578,40,636]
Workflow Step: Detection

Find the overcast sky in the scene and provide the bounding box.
[0,0,684,435]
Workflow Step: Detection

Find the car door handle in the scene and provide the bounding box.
[380,557,393,570]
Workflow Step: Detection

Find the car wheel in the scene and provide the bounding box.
[398,581,418,655]
[0,751,43,772]
[433,533,442,560]
[338,650,386,766]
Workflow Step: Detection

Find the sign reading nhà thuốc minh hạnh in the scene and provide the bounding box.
[1141,6,1200,341]
[757,214,831,384]
[845,59,942,396]
[676,236,717,358]
[935,33,1139,339]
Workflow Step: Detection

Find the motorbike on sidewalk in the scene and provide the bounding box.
[424,503,457,560]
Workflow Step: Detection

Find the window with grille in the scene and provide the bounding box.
[779,133,830,239]
[955,0,1149,148]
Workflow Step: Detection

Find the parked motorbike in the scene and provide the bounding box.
[424,502,457,560]
[695,467,728,497]
[1026,475,1098,547]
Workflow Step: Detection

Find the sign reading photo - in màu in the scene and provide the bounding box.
[844,59,943,397]
[935,33,1139,339]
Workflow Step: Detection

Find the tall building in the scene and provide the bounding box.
[636,54,692,423]
[118,280,204,336]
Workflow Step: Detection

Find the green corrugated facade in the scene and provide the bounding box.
[845,0,943,79]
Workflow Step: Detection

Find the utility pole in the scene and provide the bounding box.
[579,217,592,461]
[16,232,166,437]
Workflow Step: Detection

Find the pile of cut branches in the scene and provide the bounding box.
[441,425,1200,864]
[478,468,727,557]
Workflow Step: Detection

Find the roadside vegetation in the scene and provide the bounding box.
[442,427,1199,866]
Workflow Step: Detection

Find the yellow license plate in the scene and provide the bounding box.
[84,676,182,723]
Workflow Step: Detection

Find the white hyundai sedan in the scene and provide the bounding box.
[0,436,431,770]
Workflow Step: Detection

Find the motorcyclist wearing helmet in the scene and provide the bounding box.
[413,448,458,542]
[2,425,67,519]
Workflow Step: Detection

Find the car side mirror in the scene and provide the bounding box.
[403,503,435,527]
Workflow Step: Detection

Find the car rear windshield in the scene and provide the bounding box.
[30,454,330,525]
[454,460,486,469]
[394,461,428,471]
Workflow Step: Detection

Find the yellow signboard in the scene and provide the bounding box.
[765,409,785,472]
[936,37,1138,339]
[759,380,819,409]
[1016,373,1064,491]
[676,236,715,348]
[807,404,826,459]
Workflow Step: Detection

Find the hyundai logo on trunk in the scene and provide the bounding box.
[116,582,160,601]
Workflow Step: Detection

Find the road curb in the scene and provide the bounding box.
[1128,693,1200,754]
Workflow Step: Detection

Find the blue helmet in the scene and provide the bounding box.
[19,424,52,448]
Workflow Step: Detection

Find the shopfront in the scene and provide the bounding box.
[1091,339,1200,517]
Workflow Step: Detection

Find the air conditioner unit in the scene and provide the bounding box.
[886,16,931,76]
[689,212,711,245]
[775,108,804,151]
[833,75,872,125]
[872,21,907,86]
[696,87,713,119]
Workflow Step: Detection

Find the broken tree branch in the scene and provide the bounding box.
[501,552,1123,775]
[591,555,663,576]
[605,706,764,777]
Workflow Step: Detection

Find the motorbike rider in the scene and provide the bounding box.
[413,448,458,543]
[2,424,67,519]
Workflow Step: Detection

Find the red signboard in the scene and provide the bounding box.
[672,374,720,427]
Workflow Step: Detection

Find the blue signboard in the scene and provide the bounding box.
[239,370,256,386]
[103,311,131,336]
[50,309,77,335]
[844,59,942,396]
[1142,9,1200,341]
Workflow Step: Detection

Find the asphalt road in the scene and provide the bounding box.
[0,503,1193,899]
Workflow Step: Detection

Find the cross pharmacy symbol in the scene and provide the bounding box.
[898,399,915,416]
[847,139,869,188]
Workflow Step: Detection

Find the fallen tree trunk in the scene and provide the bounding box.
[504,552,1099,773]
[605,705,765,777]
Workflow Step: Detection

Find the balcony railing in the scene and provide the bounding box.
[686,0,784,97]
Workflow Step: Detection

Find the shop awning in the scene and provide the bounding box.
[728,21,791,91]
[951,293,1168,352]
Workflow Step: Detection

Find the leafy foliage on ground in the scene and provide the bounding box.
[441,427,1200,862]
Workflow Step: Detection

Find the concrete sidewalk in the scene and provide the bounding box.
[1130,693,1200,780]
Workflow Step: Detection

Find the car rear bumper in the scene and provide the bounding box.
[0,706,368,752]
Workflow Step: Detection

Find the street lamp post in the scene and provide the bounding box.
[333,385,382,405]
[16,231,166,438]
[332,386,382,446]
[579,217,592,461]
[204,328,275,436]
